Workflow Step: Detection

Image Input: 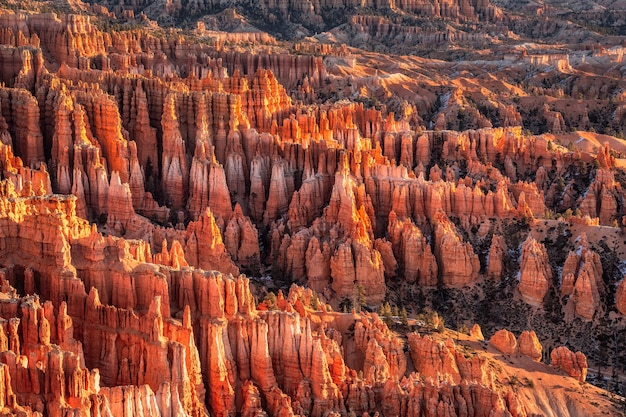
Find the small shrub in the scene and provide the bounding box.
[262,292,278,310]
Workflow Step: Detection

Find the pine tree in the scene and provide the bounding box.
[400,307,408,326]
[353,284,366,313]
[310,291,320,311]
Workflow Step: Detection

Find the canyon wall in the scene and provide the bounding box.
[0,7,622,416]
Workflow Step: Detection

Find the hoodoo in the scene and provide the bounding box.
[0,0,624,415]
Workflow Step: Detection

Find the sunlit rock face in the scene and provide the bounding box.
[0,3,623,416]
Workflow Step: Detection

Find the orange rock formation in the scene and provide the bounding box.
[518,236,552,306]
[0,5,622,416]
[551,346,588,382]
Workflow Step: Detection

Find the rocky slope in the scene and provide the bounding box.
[0,0,624,416]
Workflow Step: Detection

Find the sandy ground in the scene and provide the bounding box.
[448,330,622,417]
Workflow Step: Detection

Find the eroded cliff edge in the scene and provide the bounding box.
[0,3,624,416]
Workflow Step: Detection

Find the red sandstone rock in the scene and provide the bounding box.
[305,236,332,292]
[387,212,437,286]
[354,313,406,380]
[487,235,507,280]
[263,160,290,226]
[241,381,267,417]
[470,324,484,341]
[551,346,588,382]
[518,330,542,362]
[208,160,234,222]
[129,83,159,180]
[489,329,517,355]
[106,171,135,233]
[0,87,44,167]
[408,333,462,383]
[560,234,603,320]
[432,212,479,287]
[224,203,261,269]
[518,236,551,306]
[0,8,621,417]
[184,208,239,275]
[363,338,391,384]
[579,169,621,225]
[161,93,189,211]
[572,268,601,320]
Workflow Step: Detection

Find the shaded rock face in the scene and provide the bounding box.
[617,278,626,316]
[387,213,438,286]
[432,212,480,287]
[486,235,507,281]
[518,236,551,307]
[579,169,621,226]
[560,234,604,320]
[107,0,504,38]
